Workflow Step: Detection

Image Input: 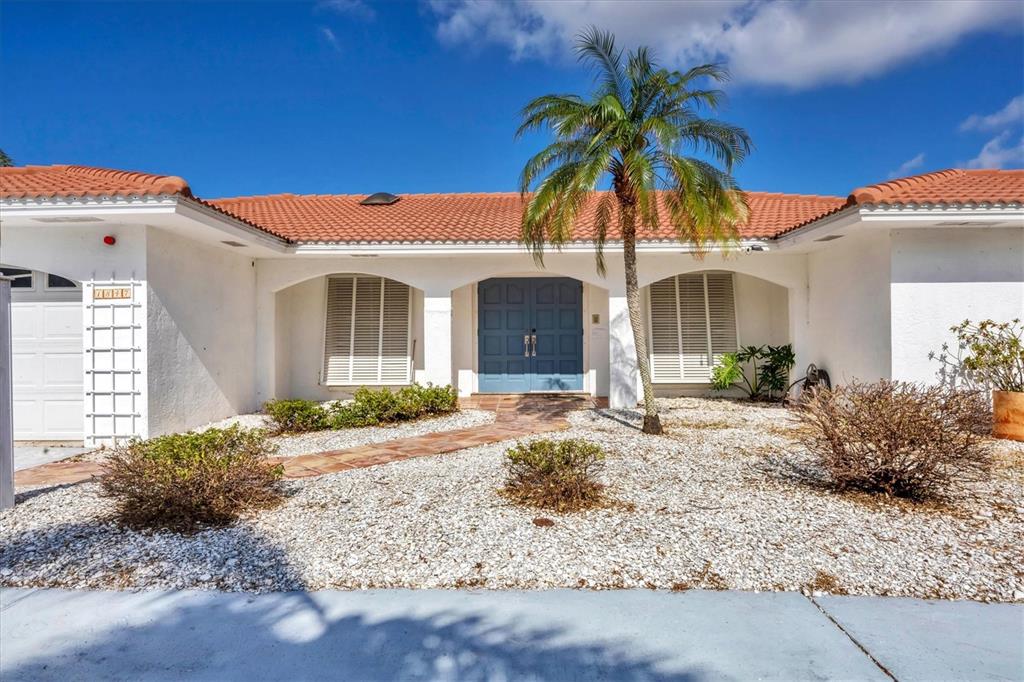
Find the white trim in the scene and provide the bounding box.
[289,239,773,257]
[772,203,1023,248]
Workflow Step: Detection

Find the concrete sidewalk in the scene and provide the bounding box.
[1,588,1021,681]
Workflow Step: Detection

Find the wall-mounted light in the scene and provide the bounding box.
[103,235,116,246]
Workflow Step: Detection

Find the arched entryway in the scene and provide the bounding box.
[642,269,790,394]
[0,264,83,442]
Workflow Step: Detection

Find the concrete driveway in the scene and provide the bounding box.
[1,588,1021,681]
[12,445,91,471]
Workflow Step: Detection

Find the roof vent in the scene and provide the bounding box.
[360,192,400,206]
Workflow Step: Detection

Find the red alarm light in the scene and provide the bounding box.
[103,235,116,246]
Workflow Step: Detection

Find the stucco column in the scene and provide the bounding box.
[787,282,810,386]
[254,286,276,404]
[608,294,639,408]
[423,290,454,388]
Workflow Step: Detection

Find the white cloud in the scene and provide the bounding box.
[889,153,926,179]
[960,95,1024,132]
[428,0,1023,88]
[320,26,341,51]
[965,131,1024,169]
[317,0,374,20]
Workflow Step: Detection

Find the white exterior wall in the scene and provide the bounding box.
[1,222,149,445]
[890,226,1024,384]
[145,227,258,435]
[807,232,892,384]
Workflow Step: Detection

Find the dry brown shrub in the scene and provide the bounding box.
[807,570,848,595]
[101,426,284,531]
[500,438,607,512]
[798,381,992,500]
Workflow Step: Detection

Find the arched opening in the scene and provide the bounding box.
[273,272,423,400]
[0,265,84,442]
[641,269,790,396]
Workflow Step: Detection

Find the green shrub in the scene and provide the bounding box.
[264,385,459,432]
[797,381,991,500]
[100,426,283,530]
[712,344,795,401]
[263,399,331,434]
[501,438,607,512]
[330,384,459,428]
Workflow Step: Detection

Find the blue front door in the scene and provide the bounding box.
[478,278,584,393]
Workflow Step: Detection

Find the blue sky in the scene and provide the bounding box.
[2,0,1022,199]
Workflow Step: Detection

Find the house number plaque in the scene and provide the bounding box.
[93,287,132,300]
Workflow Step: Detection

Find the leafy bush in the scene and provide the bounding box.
[101,426,283,530]
[931,319,1024,392]
[263,399,331,434]
[263,384,459,433]
[330,384,459,428]
[797,381,992,500]
[501,438,606,512]
[712,344,795,400]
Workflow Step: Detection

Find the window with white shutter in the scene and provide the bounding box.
[322,275,412,386]
[647,273,738,383]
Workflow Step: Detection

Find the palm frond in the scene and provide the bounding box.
[575,26,625,100]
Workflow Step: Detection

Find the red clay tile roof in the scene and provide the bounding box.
[770,168,1024,238]
[4,165,1021,245]
[0,164,287,240]
[0,164,191,198]
[846,168,1024,205]
[209,190,846,244]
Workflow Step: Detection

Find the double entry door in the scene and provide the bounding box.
[477,277,584,393]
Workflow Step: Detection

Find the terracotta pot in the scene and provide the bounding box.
[993,390,1024,442]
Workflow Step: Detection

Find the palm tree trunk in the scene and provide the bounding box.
[620,206,663,435]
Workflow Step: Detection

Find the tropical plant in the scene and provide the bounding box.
[931,319,1024,392]
[711,343,795,400]
[0,149,12,167]
[517,28,751,435]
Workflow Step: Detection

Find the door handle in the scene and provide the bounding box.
[531,334,537,357]
[524,334,530,357]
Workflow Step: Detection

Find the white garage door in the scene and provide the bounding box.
[3,267,84,442]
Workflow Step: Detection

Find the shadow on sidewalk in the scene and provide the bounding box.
[3,588,700,681]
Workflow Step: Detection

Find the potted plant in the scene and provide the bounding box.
[938,319,1024,441]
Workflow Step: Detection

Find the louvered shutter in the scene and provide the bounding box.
[649,277,682,382]
[647,273,738,382]
[322,275,411,385]
[679,274,710,381]
[706,273,738,370]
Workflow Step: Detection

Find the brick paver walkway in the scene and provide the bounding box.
[12,394,604,488]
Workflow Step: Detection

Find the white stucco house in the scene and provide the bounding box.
[1,164,1021,446]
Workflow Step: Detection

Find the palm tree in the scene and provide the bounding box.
[0,149,13,167]
[517,28,752,435]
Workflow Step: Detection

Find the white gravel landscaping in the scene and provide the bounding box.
[3,398,1022,601]
[199,408,497,457]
